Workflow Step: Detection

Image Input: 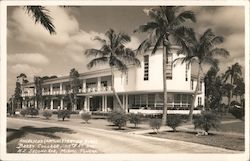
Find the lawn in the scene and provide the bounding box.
[145,130,244,151]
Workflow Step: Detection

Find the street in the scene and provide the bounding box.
[7,118,237,153]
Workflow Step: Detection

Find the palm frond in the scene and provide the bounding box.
[137,39,152,54]
[208,48,229,57]
[84,49,105,57]
[134,22,159,33]
[172,10,196,26]
[24,6,56,34]
[87,57,108,69]
[152,34,164,54]
[94,36,106,44]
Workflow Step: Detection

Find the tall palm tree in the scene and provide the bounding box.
[223,63,242,105]
[134,6,196,125]
[85,28,140,109]
[23,6,56,34]
[174,29,229,122]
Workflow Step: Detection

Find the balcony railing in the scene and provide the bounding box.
[22,86,113,97]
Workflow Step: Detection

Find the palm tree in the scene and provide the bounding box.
[223,63,242,106]
[85,28,140,109]
[23,6,56,34]
[174,29,229,122]
[134,6,196,125]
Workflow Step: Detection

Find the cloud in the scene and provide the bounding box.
[9,64,42,77]
[8,53,49,65]
[126,36,141,50]
[10,7,81,46]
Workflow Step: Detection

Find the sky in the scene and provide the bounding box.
[7,6,245,98]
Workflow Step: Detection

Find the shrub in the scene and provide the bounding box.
[149,118,161,133]
[229,106,244,120]
[25,107,39,117]
[129,113,141,127]
[108,109,127,129]
[42,110,53,119]
[20,109,27,117]
[167,114,183,132]
[193,111,220,134]
[80,111,92,123]
[57,109,70,121]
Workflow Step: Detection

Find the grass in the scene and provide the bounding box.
[145,130,244,151]
[218,121,244,134]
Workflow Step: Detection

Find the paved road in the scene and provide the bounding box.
[7,118,238,153]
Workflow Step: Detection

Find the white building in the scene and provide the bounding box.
[18,46,205,114]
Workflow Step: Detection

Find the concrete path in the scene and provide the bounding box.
[7,118,239,153]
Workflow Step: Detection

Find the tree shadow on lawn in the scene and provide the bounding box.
[7,126,76,143]
[80,122,91,124]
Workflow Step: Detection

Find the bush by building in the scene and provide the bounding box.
[193,111,220,134]
[80,110,92,123]
[20,109,27,117]
[57,109,70,121]
[42,109,53,119]
[108,109,127,129]
[229,106,244,120]
[26,108,39,117]
[129,113,141,128]
[149,118,161,133]
[166,114,183,132]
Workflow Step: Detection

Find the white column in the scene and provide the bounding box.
[60,99,63,109]
[84,97,87,110]
[50,99,53,110]
[102,96,105,111]
[60,83,63,94]
[97,77,101,91]
[82,80,86,92]
[34,100,37,108]
[50,84,53,95]
[125,94,128,113]
[104,95,107,112]
[122,94,125,110]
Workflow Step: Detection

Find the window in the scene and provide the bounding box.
[198,97,202,106]
[166,53,173,79]
[144,55,149,80]
[185,63,189,81]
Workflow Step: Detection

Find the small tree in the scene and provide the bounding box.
[149,118,161,134]
[80,111,92,123]
[129,113,141,128]
[167,114,183,132]
[58,109,70,121]
[193,111,220,134]
[42,109,53,119]
[108,109,127,129]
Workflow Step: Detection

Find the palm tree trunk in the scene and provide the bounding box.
[111,67,123,110]
[188,65,201,122]
[162,45,168,126]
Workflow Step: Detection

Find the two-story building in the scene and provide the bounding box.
[18,46,205,114]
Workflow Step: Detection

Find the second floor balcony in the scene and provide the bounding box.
[22,85,112,97]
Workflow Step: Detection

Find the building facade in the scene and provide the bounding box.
[19,46,205,114]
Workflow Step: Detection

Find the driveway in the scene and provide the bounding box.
[7,117,238,153]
